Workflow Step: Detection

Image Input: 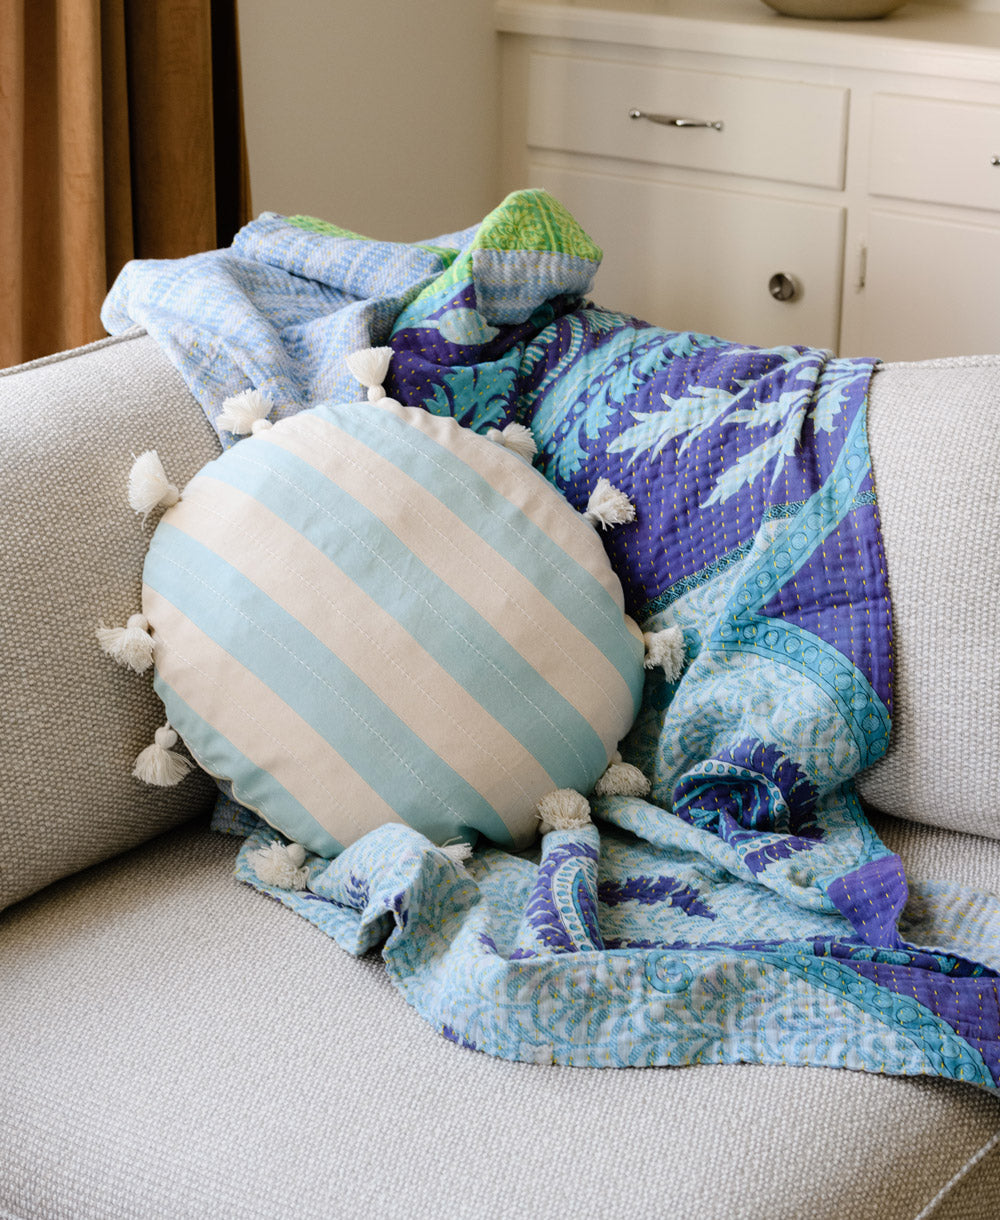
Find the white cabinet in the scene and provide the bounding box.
[497,0,1000,360]
[856,210,1000,359]
[868,93,1000,213]
[858,90,1000,357]
[534,163,846,348]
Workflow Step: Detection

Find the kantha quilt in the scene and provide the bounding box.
[104,191,1000,1090]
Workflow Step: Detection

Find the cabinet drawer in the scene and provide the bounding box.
[530,161,844,350]
[870,94,1000,212]
[526,53,848,190]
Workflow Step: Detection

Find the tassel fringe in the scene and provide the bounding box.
[217,388,273,435]
[133,725,192,787]
[96,613,155,673]
[486,422,537,462]
[440,841,474,864]
[249,840,309,890]
[593,751,651,798]
[537,788,591,834]
[643,627,686,680]
[128,451,179,519]
[345,347,393,402]
[583,478,635,530]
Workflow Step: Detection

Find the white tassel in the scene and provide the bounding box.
[96,613,154,673]
[133,724,192,787]
[593,751,651,798]
[643,627,686,680]
[582,478,635,530]
[486,422,537,462]
[440,841,474,864]
[537,788,591,834]
[128,451,179,519]
[217,388,273,435]
[249,840,309,890]
[345,346,393,402]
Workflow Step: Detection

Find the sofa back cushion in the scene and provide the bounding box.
[856,356,1000,840]
[0,331,219,911]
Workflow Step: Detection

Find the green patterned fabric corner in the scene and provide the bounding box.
[286,214,459,264]
[471,189,602,262]
[395,189,603,326]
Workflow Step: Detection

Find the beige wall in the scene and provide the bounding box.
[238,0,500,242]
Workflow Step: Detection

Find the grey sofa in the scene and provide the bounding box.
[1,328,999,1220]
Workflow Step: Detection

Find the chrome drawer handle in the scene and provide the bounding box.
[629,109,724,132]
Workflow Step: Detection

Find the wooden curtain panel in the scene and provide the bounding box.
[0,0,251,369]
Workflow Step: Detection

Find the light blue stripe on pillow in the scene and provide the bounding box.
[192,442,611,787]
[152,673,346,857]
[315,401,643,706]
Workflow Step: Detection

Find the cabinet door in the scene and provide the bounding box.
[857,210,1000,361]
[532,163,844,351]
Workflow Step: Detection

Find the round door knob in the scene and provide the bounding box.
[768,273,799,302]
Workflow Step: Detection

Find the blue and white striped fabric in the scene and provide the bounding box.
[143,398,646,855]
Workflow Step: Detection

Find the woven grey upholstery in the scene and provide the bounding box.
[0,816,997,1220]
[0,331,220,910]
[858,358,1000,840]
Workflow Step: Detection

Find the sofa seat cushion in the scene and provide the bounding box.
[0,821,998,1220]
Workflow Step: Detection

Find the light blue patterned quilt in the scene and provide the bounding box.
[104,191,1000,1089]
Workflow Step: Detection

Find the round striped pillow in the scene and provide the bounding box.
[141,395,646,856]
